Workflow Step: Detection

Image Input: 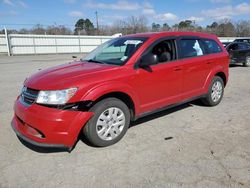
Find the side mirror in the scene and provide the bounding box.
[139,53,158,67]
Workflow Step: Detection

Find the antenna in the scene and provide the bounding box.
[95,11,99,34]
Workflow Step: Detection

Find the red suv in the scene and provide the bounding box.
[12,32,229,150]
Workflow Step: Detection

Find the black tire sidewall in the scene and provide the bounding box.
[84,98,130,147]
[244,56,250,67]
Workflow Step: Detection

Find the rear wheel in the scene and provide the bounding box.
[201,76,224,106]
[83,98,130,147]
[244,56,250,67]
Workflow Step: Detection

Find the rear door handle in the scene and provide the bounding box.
[174,67,182,71]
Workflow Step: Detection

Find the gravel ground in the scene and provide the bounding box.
[0,54,250,188]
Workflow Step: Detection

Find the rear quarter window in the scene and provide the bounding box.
[202,39,222,54]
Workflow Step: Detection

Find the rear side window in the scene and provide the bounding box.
[202,39,222,54]
[179,39,204,58]
[238,43,250,50]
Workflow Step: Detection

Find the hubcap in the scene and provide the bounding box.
[211,81,223,103]
[96,107,125,141]
[246,57,250,65]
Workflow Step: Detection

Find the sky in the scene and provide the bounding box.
[0,0,250,30]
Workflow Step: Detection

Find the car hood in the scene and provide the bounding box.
[24,61,118,90]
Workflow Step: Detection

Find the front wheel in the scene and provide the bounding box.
[244,56,250,67]
[201,76,224,106]
[83,98,130,147]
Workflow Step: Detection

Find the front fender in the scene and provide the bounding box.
[80,81,141,115]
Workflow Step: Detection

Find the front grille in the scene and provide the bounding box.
[20,87,39,105]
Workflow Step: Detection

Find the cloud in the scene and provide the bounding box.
[9,10,18,15]
[102,15,125,20]
[143,8,155,15]
[0,10,18,16]
[2,0,28,8]
[86,0,178,23]
[202,3,250,20]
[187,16,204,22]
[86,0,140,10]
[18,0,28,8]
[235,3,250,14]
[140,2,178,21]
[142,2,156,15]
[68,11,83,17]
[155,13,179,21]
[3,0,15,6]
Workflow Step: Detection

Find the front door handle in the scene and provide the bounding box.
[206,61,213,64]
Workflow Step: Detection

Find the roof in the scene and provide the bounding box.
[124,31,217,39]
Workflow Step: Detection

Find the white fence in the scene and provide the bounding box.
[219,37,238,42]
[0,34,8,54]
[0,32,247,56]
[0,33,113,55]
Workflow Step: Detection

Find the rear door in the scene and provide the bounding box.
[237,43,250,61]
[177,37,211,100]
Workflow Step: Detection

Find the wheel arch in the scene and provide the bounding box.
[93,92,136,120]
[80,82,140,120]
[215,71,227,86]
[204,65,228,91]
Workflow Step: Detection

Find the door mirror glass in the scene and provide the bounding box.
[139,53,158,67]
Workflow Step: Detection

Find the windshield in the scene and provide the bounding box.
[82,37,148,66]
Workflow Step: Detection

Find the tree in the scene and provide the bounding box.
[208,22,219,29]
[19,28,30,34]
[127,15,148,34]
[74,18,95,35]
[31,24,46,34]
[178,20,194,30]
[162,23,170,31]
[235,20,250,37]
[217,19,235,37]
[46,25,72,35]
[111,15,148,35]
[152,23,161,32]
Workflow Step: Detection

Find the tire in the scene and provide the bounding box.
[244,56,250,67]
[201,76,224,106]
[83,98,130,147]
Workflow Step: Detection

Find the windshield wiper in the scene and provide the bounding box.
[86,59,106,64]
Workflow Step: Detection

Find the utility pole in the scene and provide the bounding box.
[4,27,11,56]
[95,11,99,35]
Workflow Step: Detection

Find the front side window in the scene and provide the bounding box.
[228,43,238,51]
[151,39,176,63]
[179,39,204,58]
[203,39,222,54]
[82,37,147,66]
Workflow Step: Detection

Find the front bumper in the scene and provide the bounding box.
[12,97,93,149]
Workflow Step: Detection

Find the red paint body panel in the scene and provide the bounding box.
[13,97,93,147]
[12,32,229,148]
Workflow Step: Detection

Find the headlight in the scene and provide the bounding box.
[36,88,77,105]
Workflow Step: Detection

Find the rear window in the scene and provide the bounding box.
[238,43,250,50]
[235,39,250,43]
[202,39,222,54]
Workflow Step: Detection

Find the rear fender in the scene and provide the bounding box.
[203,65,228,93]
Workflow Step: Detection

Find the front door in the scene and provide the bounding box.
[135,39,183,113]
